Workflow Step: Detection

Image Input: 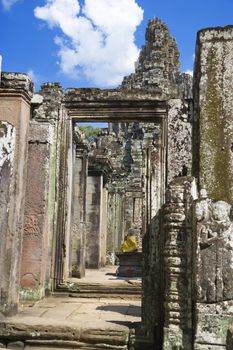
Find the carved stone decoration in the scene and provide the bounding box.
[120,18,192,99]
[32,83,63,122]
[194,196,233,349]
[196,198,233,303]
[167,99,193,184]
[162,176,197,350]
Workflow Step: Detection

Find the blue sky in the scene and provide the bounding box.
[1,0,233,91]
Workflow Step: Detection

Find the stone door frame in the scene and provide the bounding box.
[55,95,168,291]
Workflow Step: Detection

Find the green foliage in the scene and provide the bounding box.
[78,125,102,140]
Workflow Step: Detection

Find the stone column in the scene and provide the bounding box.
[71,137,89,278]
[141,121,166,346]
[0,73,33,315]
[100,187,108,266]
[167,99,192,184]
[193,26,233,204]
[162,177,197,350]
[107,189,125,264]
[24,83,72,290]
[85,175,103,268]
[20,121,52,300]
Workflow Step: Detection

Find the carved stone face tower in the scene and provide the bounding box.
[121,17,191,99]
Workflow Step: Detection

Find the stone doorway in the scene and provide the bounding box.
[55,92,167,293]
[51,92,167,347]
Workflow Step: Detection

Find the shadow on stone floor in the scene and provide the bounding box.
[107,320,141,329]
[96,304,141,316]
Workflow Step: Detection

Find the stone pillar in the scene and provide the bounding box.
[193,26,233,204]
[71,137,89,278]
[0,73,33,315]
[20,121,52,300]
[167,99,192,184]
[141,121,166,347]
[100,187,108,266]
[28,83,72,289]
[162,177,197,350]
[107,190,125,264]
[85,175,103,268]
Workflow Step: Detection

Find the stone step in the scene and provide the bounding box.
[0,320,131,350]
[57,283,141,297]
[68,293,141,299]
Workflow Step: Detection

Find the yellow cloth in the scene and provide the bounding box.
[120,235,138,253]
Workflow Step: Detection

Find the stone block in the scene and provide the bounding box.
[7,342,24,349]
[193,26,233,204]
[20,121,51,298]
[227,326,233,350]
[0,73,32,315]
[116,252,142,277]
[195,302,233,348]
[167,99,192,184]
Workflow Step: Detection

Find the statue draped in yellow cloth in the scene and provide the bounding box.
[120,228,138,253]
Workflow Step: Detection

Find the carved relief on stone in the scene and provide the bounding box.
[120,18,192,99]
[196,197,233,302]
[23,214,41,237]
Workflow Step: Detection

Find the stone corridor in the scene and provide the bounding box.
[1,17,233,350]
[0,297,141,349]
[0,267,142,349]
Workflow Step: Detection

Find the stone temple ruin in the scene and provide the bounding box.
[0,17,233,350]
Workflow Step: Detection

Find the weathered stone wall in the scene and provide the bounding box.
[20,121,52,300]
[0,72,33,315]
[0,121,16,308]
[162,177,197,350]
[71,131,89,278]
[121,18,192,100]
[227,327,233,350]
[31,83,73,288]
[107,191,125,263]
[142,177,198,349]
[167,99,193,184]
[85,175,103,268]
[121,18,179,99]
[101,187,108,266]
[193,26,233,204]
[194,195,233,349]
[141,207,162,347]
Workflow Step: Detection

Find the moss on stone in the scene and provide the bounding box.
[200,45,232,203]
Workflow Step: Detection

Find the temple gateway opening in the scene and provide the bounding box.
[0,18,233,350]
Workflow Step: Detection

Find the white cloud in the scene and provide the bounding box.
[2,0,19,11]
[34,0,143,87]
[185,69,193,77]
[27,68,40,83]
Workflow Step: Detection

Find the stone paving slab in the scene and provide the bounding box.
[0,267,141,349]
[0,296,141,349]
[68,267,141,288]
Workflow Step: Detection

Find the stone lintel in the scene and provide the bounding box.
[65,87,168,102]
